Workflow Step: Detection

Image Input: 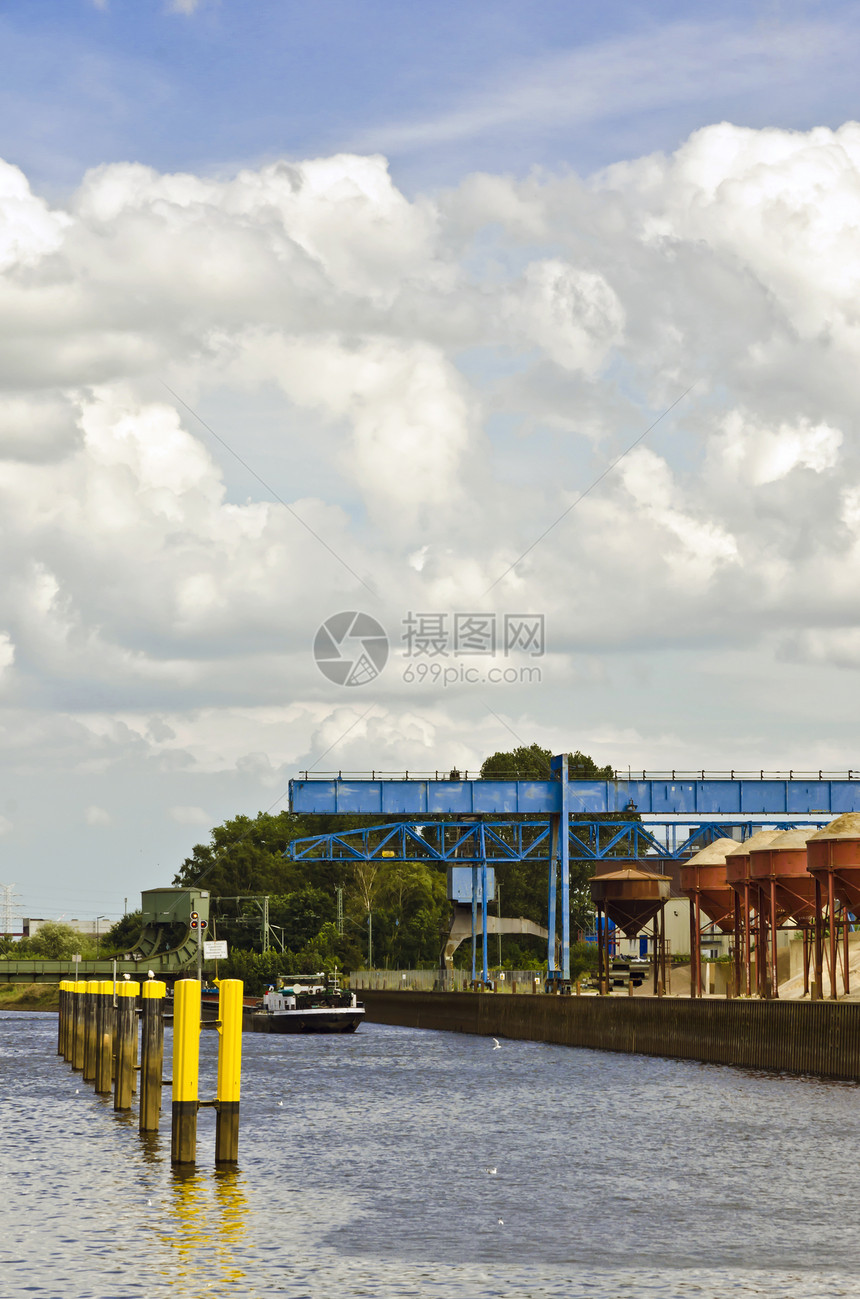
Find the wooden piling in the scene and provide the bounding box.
[215,979,243,1165]
[171,979,200,1165]
[140,980,166,1133]
[113,981,140,1111]
[83,982,99,1083]
[58,981,72,1059]
[95,980,115,1096]
[72,980,87,1070]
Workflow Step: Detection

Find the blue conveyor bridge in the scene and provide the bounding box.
[288,765,856,985]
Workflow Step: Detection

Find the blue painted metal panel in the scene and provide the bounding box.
[290,777,860,817]
[427,782,474,814]
[786,782,831,815]
[832,783,860,814]
[447,866,496,903]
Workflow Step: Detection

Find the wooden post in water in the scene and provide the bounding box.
[83,982,99,1083]
[171,979,200,1165]
[114,981,140,1111]
[215,979,243,1165]
[58,981,70,1058]
[95,979,115,1096]
[65,981,76,1061]
[72,980,87,1070]
[140,980,166,1133]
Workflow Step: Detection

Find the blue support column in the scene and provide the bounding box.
[550,753,571,982]
[480,824,488,984]
[471,864,477,984]
[547,825,557,977]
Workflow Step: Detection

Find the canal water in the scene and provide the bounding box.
[2,1011,860,1298]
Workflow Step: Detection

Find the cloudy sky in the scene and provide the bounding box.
[3,0,860,923]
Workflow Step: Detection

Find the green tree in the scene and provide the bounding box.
[17,922,94,960]
[269,887,335,951]
[480,743,613,780]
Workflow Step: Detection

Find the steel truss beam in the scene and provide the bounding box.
[286,818,828,864]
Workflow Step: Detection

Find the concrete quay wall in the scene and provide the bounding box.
[360,990,860,1081]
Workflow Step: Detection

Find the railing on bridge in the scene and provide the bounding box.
[298,770,860,781]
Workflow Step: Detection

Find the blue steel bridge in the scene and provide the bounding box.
[287,767,860,984]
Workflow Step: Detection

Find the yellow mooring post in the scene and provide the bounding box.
[114,981,140,1111]
[83,981,99,1083]
[171,979,201,1165]
[140,980,166,1133]
[72,980,87,1071]
[95,979,115,1096]
[215,979,243,1165]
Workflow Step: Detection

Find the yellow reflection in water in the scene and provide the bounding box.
[157,1165,250,1294]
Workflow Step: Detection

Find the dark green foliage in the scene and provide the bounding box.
[269,887,336,950]
[570,941,600,981]
[101,911,144,954]
[480,743,613,780]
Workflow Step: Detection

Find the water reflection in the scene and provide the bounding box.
[157,1167,249,1295]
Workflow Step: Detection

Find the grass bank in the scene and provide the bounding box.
[0,983,60,1012]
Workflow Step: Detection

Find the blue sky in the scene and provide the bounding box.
[2,0,859,195]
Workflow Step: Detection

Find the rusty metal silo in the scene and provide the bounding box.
[680,838,739,998]
[749,828,816,1000]
[589,866,671,995]
[725,829,783,998]
[806,814,860,999]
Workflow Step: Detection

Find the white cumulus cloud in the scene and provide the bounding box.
[3,122,860,899]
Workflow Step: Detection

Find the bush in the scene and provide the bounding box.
[13,923,96,960]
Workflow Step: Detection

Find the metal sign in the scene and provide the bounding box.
[203,940,228,960]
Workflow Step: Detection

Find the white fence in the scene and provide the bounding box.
[348,969,546,993]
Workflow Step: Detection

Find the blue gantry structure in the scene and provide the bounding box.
[288,767,860,985]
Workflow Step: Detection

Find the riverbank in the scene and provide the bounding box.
[0,983,59,1012]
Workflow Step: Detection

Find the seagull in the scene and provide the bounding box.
[492,1038,501,1050]
[498,1219,504,1226]
[123,974,131,981]
[486,1167,497,1176]
[277,1101,283,1107]
[147,970,155,980]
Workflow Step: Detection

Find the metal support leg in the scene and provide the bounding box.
[814,877,824,1000]
[694,894,703,997]
[547,847,557,979]
[769,880,779,999]
[480,826,488,985]
[743,882,752,997]
[471,865,477,985]
[827,871,838,999]
[733,892,742,998]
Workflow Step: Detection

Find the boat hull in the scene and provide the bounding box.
[250,1008,365,1034]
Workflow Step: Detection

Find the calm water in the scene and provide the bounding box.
[2,1011,860,1299]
